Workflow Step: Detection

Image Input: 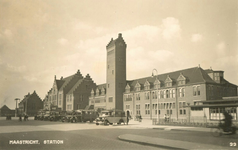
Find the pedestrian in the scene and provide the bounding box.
[164,114,167,122]
[139,115,142,122]
[166,115,170,123]
[19,114,22,122]
[26,114,29,121]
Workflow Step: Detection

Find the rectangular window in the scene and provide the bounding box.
[136,104,140,115]
[170,90,172,98]
[179,88,182,97]
[180,109,182,115]
[109,97,113,102]
[160,91,164,99]
[193,86,197,96]
[136,93,140,100]
[182,88,185,97]
[95,100,100,103]
[145,104,150,115]
[197,86,200,95]
[126,105,130,109]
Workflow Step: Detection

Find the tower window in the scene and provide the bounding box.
[108,65,109,69]
[108,84,109,88]
[109,97,113,102]
[112,70,114,74]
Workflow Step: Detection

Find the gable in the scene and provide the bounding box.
[135,82,141,88]
[144,80,150,86]
[125,84,130,89]
[177,73,186,81]
[154,78,161,85]
[165,75,172,83]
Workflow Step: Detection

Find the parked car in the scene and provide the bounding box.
[61,111,74,122]
[81,110,98,123]
[35,110,46,120]
[95,109,126,125]
[59,111,67,121]
[49,111,61,121]
[70,110,82,123]
[43,111,51,121]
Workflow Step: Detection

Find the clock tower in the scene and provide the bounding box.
[106,33,127,110]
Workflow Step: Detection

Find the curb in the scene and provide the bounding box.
[117,135,185,150]
[118,134,229,149]
[153,127,208,132]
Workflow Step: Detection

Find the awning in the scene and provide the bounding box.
[187,103,238,108]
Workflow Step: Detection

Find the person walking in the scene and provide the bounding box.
[19,114,22,122]
[164,114,167,122]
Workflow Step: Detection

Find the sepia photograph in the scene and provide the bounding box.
[0,0,238,149]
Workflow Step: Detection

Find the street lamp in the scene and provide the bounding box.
[15,98,20,117]
[151,69,159,124]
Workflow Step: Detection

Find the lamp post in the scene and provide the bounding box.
[15,98,20,117]
[152,69,159,124]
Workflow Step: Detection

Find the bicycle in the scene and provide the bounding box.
[210,120,237,137]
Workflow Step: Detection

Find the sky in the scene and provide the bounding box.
[0,0,237,109]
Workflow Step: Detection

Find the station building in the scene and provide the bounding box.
[89,33,238,122]
[45,33,238,122]
[44,70,97,111]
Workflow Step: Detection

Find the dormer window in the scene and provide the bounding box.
[134,82,141,91]
[125,84,130,93]
[101,88,105,95]
[165,75,172,87]
[96,88,100,96]
[144,80,150,90]
[177,73,186,86]
[154,78,161,89]
[91,89,95,97]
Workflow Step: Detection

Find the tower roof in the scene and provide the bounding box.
[106,33,126,48]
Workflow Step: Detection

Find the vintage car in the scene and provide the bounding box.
[81,110,98,123]
[59,111,67,121]
[70,110,82,123]
[49,111,61,121]
[61,111,74,122]
[35,110,45,120]
[37,110,46,120]
[95,109,127,125]
[43,111,51,121]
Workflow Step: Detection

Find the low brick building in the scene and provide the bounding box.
[0,105,15,117]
